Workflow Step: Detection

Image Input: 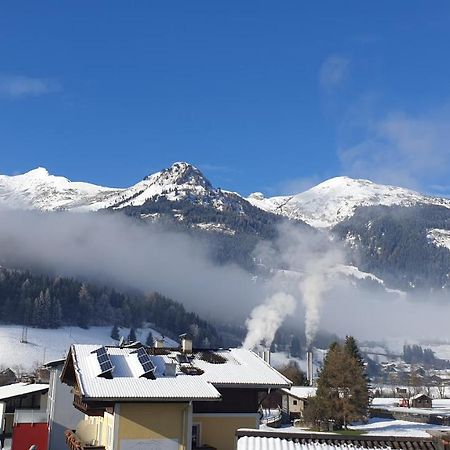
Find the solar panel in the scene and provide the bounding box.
[133,347,155,376]
[92,346,114,375]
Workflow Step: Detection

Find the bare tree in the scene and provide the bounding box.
[437,383,446,399]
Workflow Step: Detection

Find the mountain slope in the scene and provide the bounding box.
[248,176,450,228]
[332,204,450,290]
[1,164,450,292]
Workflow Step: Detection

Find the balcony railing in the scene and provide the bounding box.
[65,430,105,450]
[13,409,47,425]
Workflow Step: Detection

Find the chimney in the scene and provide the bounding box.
[180,334,192,354]
[262,349,271,365]
[164,362,177,377]
[306,350,314,386]
[154,338,165,349]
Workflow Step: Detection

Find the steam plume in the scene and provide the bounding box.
[243,292,296,350]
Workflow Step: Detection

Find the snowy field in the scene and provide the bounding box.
[349,417,450,437]
[0,325,176,372]
[262,417,450,437]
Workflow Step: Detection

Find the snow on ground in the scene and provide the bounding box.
[262,418,450,438]
[427,229,450,251]
[0,325,176,372]
[349,417,450,437]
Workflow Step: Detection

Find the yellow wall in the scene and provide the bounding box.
[192,414,258,450]
[118,403,189,450]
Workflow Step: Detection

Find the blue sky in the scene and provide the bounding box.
[1,2,450,195]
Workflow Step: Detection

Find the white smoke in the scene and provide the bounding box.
[244,223,344,349]
[243,292,296,350]
[300,250,341,347]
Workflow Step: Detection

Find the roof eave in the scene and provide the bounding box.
[212,382,291,389]
[81,396,221,403]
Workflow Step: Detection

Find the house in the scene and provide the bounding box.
[235,429,440,450]
[0,369,17,387]
[0,382,49,450]
[60,338,291,450]
[281,386,316,422]
[410,393,432,408]
[45,358,84,450]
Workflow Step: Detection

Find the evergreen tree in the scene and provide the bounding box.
[128,327,137,343]
[145,330,154,347]
[78,284,93,328]
[290,335,302,357]
[49,296,62,328]
[304,342,369,429]
[111,324,120,341]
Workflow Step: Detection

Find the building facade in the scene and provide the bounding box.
[61,340,291,450]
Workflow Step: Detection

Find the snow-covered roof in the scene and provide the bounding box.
[0,382,49,401]
[70,345,220,402]
[410,393,432,401]
[68,345,290,402]
[192,348,292,388]
[282,386,317,399]
[236,430,439,450]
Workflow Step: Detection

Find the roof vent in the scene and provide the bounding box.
[179,333,192,354]
[164,362,177,377]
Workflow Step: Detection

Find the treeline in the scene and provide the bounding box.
[0,268,221,346]
[403,344,437,366]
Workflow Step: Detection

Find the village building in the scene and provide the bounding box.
[0,382,49,450]
[281,386,316,422]
[410,393,432,409]
[60,338,291,450]
[45,358,84,450]
[0,369,17,387]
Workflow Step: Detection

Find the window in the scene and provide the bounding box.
[293,400,298,405]
[192,424,201,449]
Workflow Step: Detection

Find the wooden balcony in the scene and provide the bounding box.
[65,430,105,450]
[73,394,112,417]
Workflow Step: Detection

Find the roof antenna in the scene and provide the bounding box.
[118,336,125,348]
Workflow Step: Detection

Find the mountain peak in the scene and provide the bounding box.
[148,162,212,190]
[23,167,50,178]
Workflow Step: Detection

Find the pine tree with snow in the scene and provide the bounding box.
[111,324,120,341]
[128,327,137,343]
[145,330,154,347]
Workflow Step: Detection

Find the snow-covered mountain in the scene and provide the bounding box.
[0,162,246,215]
[1,163,449,292]
[247,176,450,228]
[0,167,120,211]
[2,165,450,230]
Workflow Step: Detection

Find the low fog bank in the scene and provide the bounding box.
[0,210,448,346]
[0,210,264,321]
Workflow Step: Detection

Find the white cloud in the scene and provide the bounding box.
[0,75,60,98]
[339,108,450,192]
[319,54,350,90]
